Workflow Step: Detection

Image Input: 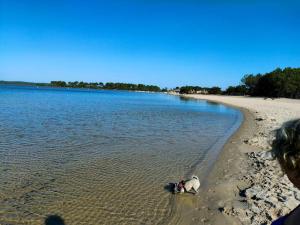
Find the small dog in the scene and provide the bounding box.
[174,175,200,194]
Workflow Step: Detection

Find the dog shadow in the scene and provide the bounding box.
[45,215,65,225]
[164,183,176,193]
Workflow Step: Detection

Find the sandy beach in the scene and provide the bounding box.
[172,94,300,225]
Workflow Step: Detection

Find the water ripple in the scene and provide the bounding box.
[0,86,241,224]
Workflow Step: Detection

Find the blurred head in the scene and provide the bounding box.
[273,119,300,189]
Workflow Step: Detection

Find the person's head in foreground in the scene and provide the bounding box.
[272,119,300,225]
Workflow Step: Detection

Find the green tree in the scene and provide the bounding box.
[243,67,300,98]
[241,74,261,95]
[208,86,222,95]
[51,81,67,87]
[224,85,247,95]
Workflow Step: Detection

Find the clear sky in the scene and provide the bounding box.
[1,0,299,88]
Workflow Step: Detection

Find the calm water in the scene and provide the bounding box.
[0,85,242,225]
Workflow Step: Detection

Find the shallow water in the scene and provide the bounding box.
[0,85,241,224]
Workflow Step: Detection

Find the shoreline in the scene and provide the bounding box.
[171,94,300,225]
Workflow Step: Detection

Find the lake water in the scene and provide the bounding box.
[0,85,242,225]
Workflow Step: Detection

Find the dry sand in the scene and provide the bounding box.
[171,95,300,225]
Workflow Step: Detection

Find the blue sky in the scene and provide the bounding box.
[1,0,299,88]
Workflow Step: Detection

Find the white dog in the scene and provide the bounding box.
[175,175,200,194]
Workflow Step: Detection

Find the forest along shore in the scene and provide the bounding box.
[178,94,300,225]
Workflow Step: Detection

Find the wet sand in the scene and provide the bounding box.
[172,95,300,225]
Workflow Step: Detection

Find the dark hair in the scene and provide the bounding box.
[272,119,300,171]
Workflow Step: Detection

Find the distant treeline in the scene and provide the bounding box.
[0,81,49,86]
[50,81,161,92]
[0,80,161,92]
[240,68,300,98]
[179,67,300,99]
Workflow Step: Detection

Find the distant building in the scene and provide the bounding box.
[196,89,208,94]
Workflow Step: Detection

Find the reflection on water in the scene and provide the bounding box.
[0,86,241,224]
